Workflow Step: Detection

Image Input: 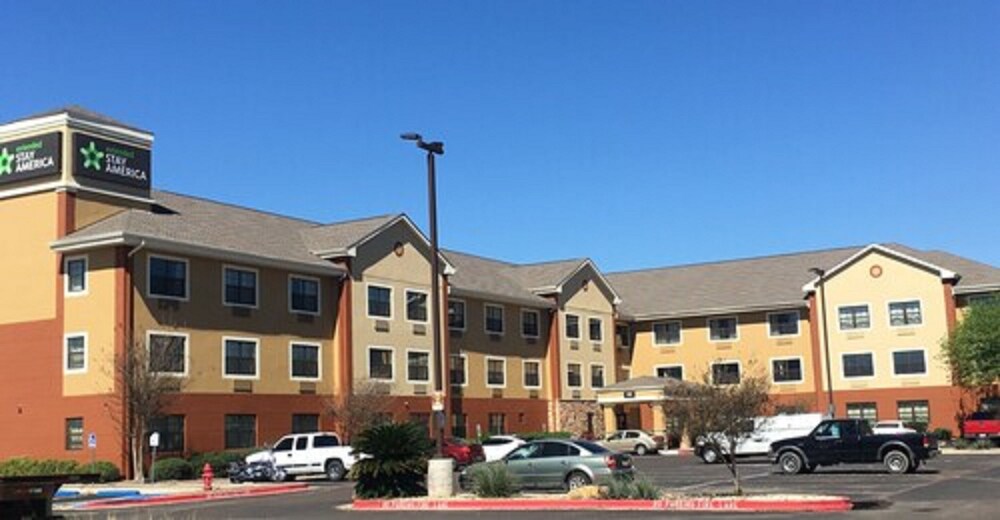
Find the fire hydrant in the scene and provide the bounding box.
[202,463,214,491]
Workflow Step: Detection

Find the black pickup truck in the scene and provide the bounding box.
[769,418,938,475]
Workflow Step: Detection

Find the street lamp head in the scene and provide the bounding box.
[809,267,825,278]
[400,132,422,141]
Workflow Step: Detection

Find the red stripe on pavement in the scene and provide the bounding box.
[352,496,852,512]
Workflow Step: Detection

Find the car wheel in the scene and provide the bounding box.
[565,471,592,491]
[635,444,648,456]
[778,451,804,475]
[883,450,911,475]
[701,447,720,464]
[271,468,287,482]
[326,459,346,481]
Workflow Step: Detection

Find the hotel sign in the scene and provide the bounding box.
[0,132,62,186]
[73,133,151,189]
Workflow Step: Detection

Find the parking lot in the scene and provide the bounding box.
[63,453,1000,519]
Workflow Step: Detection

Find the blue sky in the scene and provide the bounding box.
[4,1,998,270]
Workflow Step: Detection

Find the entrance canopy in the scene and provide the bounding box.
[595,376,696,405]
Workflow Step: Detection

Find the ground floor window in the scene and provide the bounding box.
[711,362,740,385]
[65,418,84,450]
[225,414,256,449]
[488,413,506,435]
[292,414,319,434]
[846,402,878,426]
[897,400,930,430]
[148,415,185,452]
[452,413,467,439]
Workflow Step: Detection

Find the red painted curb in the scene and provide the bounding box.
[352,496,852,512]
[80,483,310,510]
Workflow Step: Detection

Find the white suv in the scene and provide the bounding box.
[246,432,358,481]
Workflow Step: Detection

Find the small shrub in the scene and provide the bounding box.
[631,476,662,500]
[79,461,121,482]
[517,431,573,442]
[469,463,519,498]
[972,439,994,450]
[188,450,254,477]
[602,475,636,499]
[152,457,194,480]
[601,474,661,500]
[932,428,953,442]
[0,458,82,477]
[952,438,970,450]
[349,422,434,498]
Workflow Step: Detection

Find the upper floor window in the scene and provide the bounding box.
[768,311,799,336]
[590,364,605,388]
[842,352,874,378]
[148,333,187,375]
[711,362,740,385]
[567,363,582,388]
[449,354,467,386]
[406,290,428,322]
[892,349,927,376]
[148,256,187,299]
[290,343,320,380]
[224,267,257,307]
[64,334,87,373]
[523,360,541,388]
[407,350,430,383]
[486,357,506,387]
[616,325,631,347]
[565,314,580,339]
[448,300,466,330]
[588,318,603,342]
[223,338,258,378]
[485,304,504,334]
[367,285,392,318]
[708,317,738,341]
[521,310,540,338]
[888,300,922,327]
[771,358,803,383]
[368,347,394,381]
[838,304,871,330]
[653,321,681,345]
[65,256,87,295]
[656,365,683,380]
[289,276,320,314]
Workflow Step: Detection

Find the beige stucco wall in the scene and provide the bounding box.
[132,250,339,396]
[0,192,58,324]
[62,248,118,395]
[559,265,617,400]
[74,192,131,229]
[817,250,952,392]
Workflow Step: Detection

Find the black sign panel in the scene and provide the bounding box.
[0,132,62,186]
[73,133,151,189]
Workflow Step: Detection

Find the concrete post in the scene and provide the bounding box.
[427,458,454,498]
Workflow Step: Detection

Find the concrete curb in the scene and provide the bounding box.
[78,483,310,510]
[352,495,852,512]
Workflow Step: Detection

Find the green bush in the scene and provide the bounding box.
[952,438,971,450]
[0,458,82,477]
[187,450,254,477]
[469,463,519,498]
[932,428,953,442]
[79,461,121,482]
[152,457,194,480]
[349,422,434,498]
[972,439,994,450]
[517,431,573,442]
[601,474,661,500]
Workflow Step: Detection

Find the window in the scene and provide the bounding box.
[148,333,186,375]
[590,364,605,388]
[314,434,340,447]
[224,267,257,307]
[488,413,506,435]
[838,305,871,330]
[407,350,430,382]
[846,403,878,426]
[224,415,256,449]
[486,357,506,387]
[290,343,320,380]
[65,256,87,295]
[768,311,799,336]
[711,362,740,385]
[521,310,540,338]
[842,352,874,378]
[448,300,466,330]
[368,347,394,381]
[367,285,392,318]
[289,276,320,314]
[292,414,319,434]
[771,358,803,383]
[892,350,927,376]
[148,415,185,452]
[523,360,541,388]
[588,318,603,342]
[485,304,504,334]
[565,314,580,339]
[897,400,930,429]
[567,363,582,388]
[65,334,86,373]
[223,338,258,378]
[656,365,683,380]
[406,290,428,322]
[708,317,738,341]
[449,354,467,386]
[653,321,681,345]
[65,418,83,450]
[452,413,467,438]
[889,300,922,326]
[616,325,631,347]
[148,256,187,299]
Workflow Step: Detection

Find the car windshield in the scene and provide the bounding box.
[572,440,609,454]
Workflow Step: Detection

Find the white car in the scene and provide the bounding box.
[480,435,526,462]
[872,421,916,435]
[697,413,825,463]
[246,432,358,481]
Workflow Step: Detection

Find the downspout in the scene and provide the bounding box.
[123,240,145,479]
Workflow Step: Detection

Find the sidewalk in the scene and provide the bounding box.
[940,447,1000,455]
[55,479,312,511]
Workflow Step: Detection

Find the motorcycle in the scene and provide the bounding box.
[227,458,285,483]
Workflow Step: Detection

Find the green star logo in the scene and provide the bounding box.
[80,141,104,171]
[0,148,12,175]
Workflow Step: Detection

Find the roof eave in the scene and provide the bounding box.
[629,301,808,322]
[802,243,959,293]
[448,287,556,309]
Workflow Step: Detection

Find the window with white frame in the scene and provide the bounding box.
[449,354,467,386]
[842,352,874,378]
[656,365,683,380]
[65,334,86,372]
[846,402,878,425]
[565,314,580,339]
[289,276,320,314]
[486,357,506,387]
[768,311,799,336]
[224,267,257,307]
[407,350,430,382]
[148,256,187,299]
[523,360,541,388]
[65,418,84,450]
[892,349,927,376]
[367,285,392,318]
[290,343,320,379]
[485,304,504,334]
[653,321,681,345]
[406,290,428,322]
[838,305,871,330]
[711,362,740,385]
[521,309,540,338]
[224,339,258,377]
[888,301,922,326]
[708,317,738,341]
[65,256,87,294]
[771,358,803,383]
[149,333,186,375]
[567,363,582,388]
[590,364,605,388]
[448,300,466,330]
[588,318,603,342]
[368,347,394,380]
[897,400,930,428]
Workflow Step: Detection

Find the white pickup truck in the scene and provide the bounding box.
[245,432,358,481]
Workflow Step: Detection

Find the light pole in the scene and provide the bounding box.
[809,267,836,418]
[401,133,445,456]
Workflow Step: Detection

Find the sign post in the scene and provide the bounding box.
[87,433,97,467]
[149,432,161,484]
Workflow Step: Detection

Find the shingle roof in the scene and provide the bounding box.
[301,214,399,256]
[443,250,554,306]
[506,259,588,291]
[2,105,151,134]
[885,244,1000,293]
